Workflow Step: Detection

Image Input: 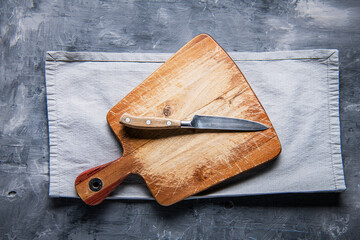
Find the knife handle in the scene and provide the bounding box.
[75,156,131,205]
[119,113,181,129]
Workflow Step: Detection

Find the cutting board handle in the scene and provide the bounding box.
[74,157,131,205]
[120,113,181,129]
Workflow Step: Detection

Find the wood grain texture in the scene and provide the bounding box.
[119,113,181,129]
[75,34,281,206]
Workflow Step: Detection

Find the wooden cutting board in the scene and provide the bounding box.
[75,34,281,206]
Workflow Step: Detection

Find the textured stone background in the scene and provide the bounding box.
[1,0,359,239]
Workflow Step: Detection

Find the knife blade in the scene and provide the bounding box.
[119,113,268,131]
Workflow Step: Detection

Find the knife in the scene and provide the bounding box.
[119,113,268,131]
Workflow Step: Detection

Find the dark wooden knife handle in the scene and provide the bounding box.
[75,156,132,205]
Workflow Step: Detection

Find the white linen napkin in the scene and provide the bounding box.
[45,49,345,199]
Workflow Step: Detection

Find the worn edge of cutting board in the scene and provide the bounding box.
[78,34,282,206]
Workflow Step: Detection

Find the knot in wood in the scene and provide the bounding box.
[195,166,214,182]
[163,105,172,117]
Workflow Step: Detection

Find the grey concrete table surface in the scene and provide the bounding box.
[1,0,359,239]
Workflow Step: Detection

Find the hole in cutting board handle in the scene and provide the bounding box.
[75,156,133,205]
[89,178,103,192]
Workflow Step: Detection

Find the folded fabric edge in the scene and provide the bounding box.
[49,187,346,201]
[326,50,346,191]
[45,59,61,197]
[45,49,339,63]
